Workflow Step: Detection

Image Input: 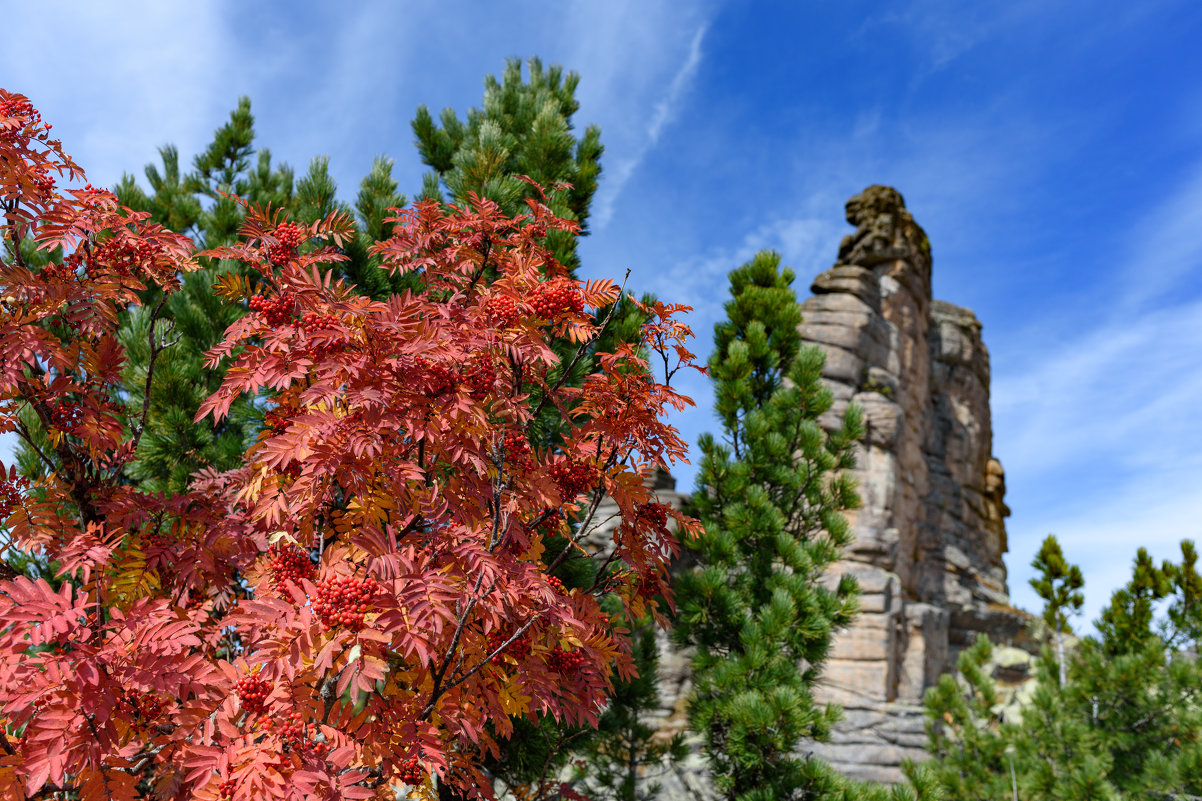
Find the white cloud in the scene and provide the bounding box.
[589,23,708,232]
[993,156,1202,631]
[1008,463,1202,631]
[6,0,236,191]
[1115,163,1202,310]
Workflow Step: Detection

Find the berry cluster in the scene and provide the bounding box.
[463,359,497,399]
[271,710,329,756]
[279,711,305,746]
[405,356,456,396]
[546,575,566,595]
[144,531,172,551]
[302,339,348,362]
[537,508,564,532]
[235,674,272,716]
[91,237,160,277]
[302,312,338,333]
[312,575,380,631]
[636,502,670,532]
[0,96,40,145]
[635,572,661,598]
[528,281,584,320]
[487,628,533,662]
[268,222,306,266]
[268,543,315,594]
[263,407,292,434]
[249,293,295,327]
[484,295,519,327]
[501,431,534,473]
[48,402,83,433]
[549,458,598,500]
[399,755,424,785]
[39,262,74,282]
[119,689,164,726]
[547,645,588,675]
[217,779,237,800]
[0,476,29,519]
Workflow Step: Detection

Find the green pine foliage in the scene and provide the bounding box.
[672,250,865,801]
[922,635,1015,801]
[413,56,603,274]
[1029,535,1085,689]
[108,99,296,494]
[923,536,1202,800]
[105,98,410,495]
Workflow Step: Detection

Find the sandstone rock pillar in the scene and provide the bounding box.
[800,186,1024,781]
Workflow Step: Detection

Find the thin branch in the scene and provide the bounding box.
[422,617,537,716]
[128,291,173,452]
[13,417,56,473]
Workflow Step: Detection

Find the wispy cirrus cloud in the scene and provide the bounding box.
[995,157,1202,628]
[589,24,708,232]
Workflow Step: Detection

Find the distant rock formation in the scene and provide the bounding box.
[799,185,1030,782]
[582,187,1034,796]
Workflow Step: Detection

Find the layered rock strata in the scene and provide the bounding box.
[800,186,1028,781]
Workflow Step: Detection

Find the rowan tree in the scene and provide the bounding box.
[0,91,703,801]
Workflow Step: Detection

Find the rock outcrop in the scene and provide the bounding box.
[578,187,1031,795]
[799,185,1029,781]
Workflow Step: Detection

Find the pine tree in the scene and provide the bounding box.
[413,56,603,274]
[672,250,865,800]
[923,538,1118,801]
[923,536,1202,800]
[1070,545,1202,797]
[921,635,1015,801]
[1029,535,1084,688]
[102,99,296,494]
[103,99,408,495]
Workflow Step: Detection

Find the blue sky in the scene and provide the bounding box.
[5,0,1202,631]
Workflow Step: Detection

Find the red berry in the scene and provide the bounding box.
[39,261,74,282]
[528,280,584,321]
[487,629,532,662]
[263,406,292,434]
[89,236,161,277]
[484,294,519,327]
[119,688,164,729]
[403,356,456,396]
[636,502,670,532]
[248,293,295,327]
[48,402,83,433]
[267,222,306,266]
[548,458,598,500]
[399,755,424,785]
[312,574,380,631]
[0,476,28,519]
[302,312,339,333]
[463,358,497,398]
[268,543,315,594]
[501,431,535,473]
[547,645,588,675]
[235,674,272,716]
